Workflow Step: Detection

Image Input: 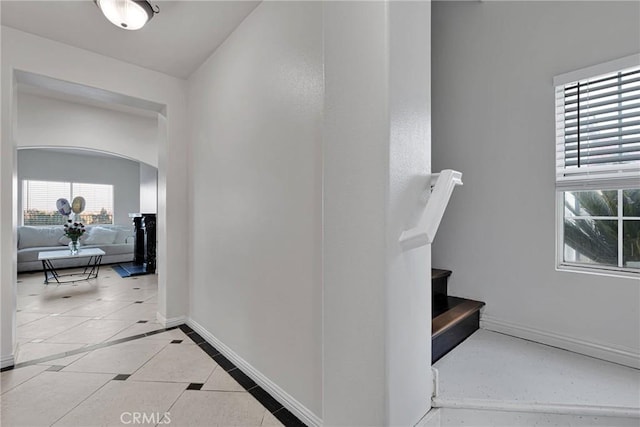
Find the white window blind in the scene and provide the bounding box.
[22,180,114,226]
[555,56,640,190]
[73,182,113,218]
[23,180,71,225]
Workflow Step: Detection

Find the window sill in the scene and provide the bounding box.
[557,263,640,280]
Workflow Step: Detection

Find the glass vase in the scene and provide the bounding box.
[69,240,80,255]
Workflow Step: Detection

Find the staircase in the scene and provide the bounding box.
[431,269,484,363]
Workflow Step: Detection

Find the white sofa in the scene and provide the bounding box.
[17,224,134,272]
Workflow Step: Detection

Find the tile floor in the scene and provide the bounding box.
[5,268,301,426]
[10,270,639,426]
[1,327,289,426]
[15,267,161,365]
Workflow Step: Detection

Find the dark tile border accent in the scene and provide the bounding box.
[227,367,256,390]
[179,324,306,426]
[113,374,130,381]
[0,326,180,372]
[178,325,194,335]
[186,383,204,391]
[45,365,65,372]
[198,342,220,358]
[170,339,183,344]
[273,408,308,427]
[186,331,206,345]
[248,386,284,413]
[212,353,235,372]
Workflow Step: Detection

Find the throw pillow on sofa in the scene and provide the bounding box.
[83,227,118,245]
[114,227,134,244]
[18,226,65,249]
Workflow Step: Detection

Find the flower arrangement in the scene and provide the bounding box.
[64,220,86,242]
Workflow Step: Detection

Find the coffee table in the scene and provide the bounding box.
[38,248,106,285]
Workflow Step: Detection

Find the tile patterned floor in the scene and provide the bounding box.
[15,268,160,364]
[5,269,304,426]
[1,326,302,426]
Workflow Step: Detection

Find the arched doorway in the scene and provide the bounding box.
[2,69,187,368]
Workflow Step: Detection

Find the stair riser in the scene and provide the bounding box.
[432,310,480,363]
[432,276,448,298]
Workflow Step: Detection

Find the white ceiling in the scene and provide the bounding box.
[1,0,260,79]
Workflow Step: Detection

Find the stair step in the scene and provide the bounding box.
[431,269,452,280]
[433,297,484,336]
[432,296,484,363]
[432,268,452,298]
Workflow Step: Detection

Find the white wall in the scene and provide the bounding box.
[432,1,640,367]
[17,149,140,226]
[1,26,189,366]
[386,2,432,423]
[187,1,323,419]
[189,1,433,424]
[323,2,433,425]
[17,92,158,167]
[322,2,388,422]
[139,162,157,214]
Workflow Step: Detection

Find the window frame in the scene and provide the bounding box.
[555,190,640,278]
[554,54,640,278]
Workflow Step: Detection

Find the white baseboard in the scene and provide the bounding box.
[156,312,186,328]
[481,315,640,369]
[1,354,15,369]
[187,318,322,427]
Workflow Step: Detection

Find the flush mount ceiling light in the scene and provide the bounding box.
[95,0,159,31]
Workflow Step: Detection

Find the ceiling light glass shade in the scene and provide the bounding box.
[95,0,156,30]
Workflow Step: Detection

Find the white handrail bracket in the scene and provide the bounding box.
[399,169,463,251]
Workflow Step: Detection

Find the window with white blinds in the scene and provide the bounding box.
[22,180,114,226]
[555,55,640,189]
[554,55,640,277]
